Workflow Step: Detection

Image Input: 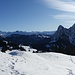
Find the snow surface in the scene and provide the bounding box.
[0,50,75,75]
[22,46,37,52]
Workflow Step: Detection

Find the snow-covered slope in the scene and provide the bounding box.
[0,50,75,75]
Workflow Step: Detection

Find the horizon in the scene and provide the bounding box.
[0,23,75,32]
[0,0,75,32]
[0,30,55,32]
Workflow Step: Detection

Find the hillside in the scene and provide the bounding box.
[0,50,75,75]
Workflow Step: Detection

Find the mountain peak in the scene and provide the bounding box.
[58,25,64,30]
[57,25,64,32]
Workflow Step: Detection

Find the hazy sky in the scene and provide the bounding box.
[0,0,75,32]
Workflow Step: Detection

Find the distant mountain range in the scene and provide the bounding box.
[0,31,55,37]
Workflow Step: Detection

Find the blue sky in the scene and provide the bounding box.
[0,0,75,32]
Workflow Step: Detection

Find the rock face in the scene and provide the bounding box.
[51,24,75,45]
[47,24,75,55]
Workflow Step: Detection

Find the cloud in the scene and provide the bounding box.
[53,14,75,28]
[40,0,75,27]
[65,20,75,24]
[42,0,75,12]
[53,14,75,20]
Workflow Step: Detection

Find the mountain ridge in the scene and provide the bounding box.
[46,23,75,55]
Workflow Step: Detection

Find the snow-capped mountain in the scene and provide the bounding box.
[46,24,75,55]
[0,50,75,75]
[51,23,75,45]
